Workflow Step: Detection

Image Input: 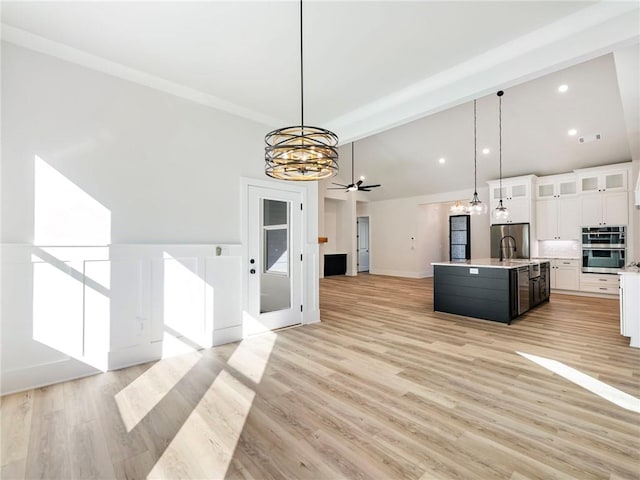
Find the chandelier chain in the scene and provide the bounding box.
[299,0,304,127]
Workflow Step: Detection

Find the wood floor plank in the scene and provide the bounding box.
[0,390,33,468]
[2,274,639,479]
[24,410,71,480]
[68,419,116,479]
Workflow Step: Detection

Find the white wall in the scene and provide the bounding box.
[0,43,320,393]
[318,174,363,277]
[322,199,340,254]
[1,42,271,245]
[633,160,640,263]
[367,188,491,278]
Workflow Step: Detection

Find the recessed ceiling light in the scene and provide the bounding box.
[568,129,577,136]
[558,84,569,93]
[482,148,490,155]
[439,157,446,164]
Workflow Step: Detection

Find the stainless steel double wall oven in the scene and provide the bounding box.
[581,226,626,274]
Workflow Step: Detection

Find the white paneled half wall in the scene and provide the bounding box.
[0,243,242,394]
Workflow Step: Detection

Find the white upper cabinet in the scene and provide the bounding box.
[487,176,536,225]
[536,174,578,199]
[535,174,581,240]
[578,170,627,194]
[536,196,581,240]
[571,163,631,227]
[581,191,628,227]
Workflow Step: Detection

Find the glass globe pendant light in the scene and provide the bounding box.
[264,0,339,180]
[494,90,509,220]
[467,99,488,215]
[450,201,467,214]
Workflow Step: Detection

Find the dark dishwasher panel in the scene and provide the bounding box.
[517,266,530,315]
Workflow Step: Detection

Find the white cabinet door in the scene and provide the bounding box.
[506,197,530,223]
[581,195,602,227]
[536,200,557,239]
[604,172,627,191]
[603,192,628,226]
[579,170,627,194]
[555,267,580,290]
[557,197,581,240]
[581,192,628,227]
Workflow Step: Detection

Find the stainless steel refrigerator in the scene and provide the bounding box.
[490,223,530,260]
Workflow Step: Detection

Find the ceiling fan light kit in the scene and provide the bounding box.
[467,98,488,215]
[494,90,510,221]
[328,143,382,193]
[264,0,338,181]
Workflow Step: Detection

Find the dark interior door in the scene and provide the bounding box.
[450,215,471,261]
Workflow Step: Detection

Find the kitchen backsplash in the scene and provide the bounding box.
[538,240,581,259]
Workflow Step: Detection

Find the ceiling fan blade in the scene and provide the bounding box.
[331,182,348,187]
[327,187,347,190]
[356,179,363,186]
[359,189,371,192]
[360,184,381,189]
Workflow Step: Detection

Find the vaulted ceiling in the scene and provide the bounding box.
[2,1,639,200]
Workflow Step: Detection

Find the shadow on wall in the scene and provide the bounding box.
[1,156,245,392]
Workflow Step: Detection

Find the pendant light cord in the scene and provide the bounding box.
[498,91,503,201]
[473,99,477,194]
[300,0,304,127]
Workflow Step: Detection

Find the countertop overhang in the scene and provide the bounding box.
[431,258,550,270]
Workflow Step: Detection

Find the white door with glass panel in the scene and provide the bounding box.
[246,186,302,335]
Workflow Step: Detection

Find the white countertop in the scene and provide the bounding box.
[431,258,550,269]
[618,269,640,276]
[533,256,580,260]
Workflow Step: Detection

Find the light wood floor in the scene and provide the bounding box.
[2,274,639,479]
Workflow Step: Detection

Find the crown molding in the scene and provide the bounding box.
[1,24,285,128]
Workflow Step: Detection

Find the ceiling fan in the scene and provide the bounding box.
[328,143,381,192]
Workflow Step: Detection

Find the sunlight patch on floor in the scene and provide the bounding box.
[147,331,278,477]
[517,351,640,413]
[115,351,201,432]
[147,369,256,479]
[227,331,277,383]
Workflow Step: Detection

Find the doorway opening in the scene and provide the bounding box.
[449,214,471,261]
[357,216,370,272]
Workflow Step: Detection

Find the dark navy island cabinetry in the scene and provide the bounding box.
[432,259,550,324]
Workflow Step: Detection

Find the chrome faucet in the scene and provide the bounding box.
[499,235,517,262]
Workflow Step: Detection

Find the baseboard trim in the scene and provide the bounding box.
[212,325,243,346]
[1,358,100,396]
[368,269,431,279]
[551,289,618,299]
[108,342,163,371]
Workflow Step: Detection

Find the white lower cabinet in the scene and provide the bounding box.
[580,273,620,295]
[550,259,580,290]
[619,272,640,348]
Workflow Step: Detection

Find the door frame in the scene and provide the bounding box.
[241,177,320,333]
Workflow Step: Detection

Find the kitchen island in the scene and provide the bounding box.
[431,259,550,324]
